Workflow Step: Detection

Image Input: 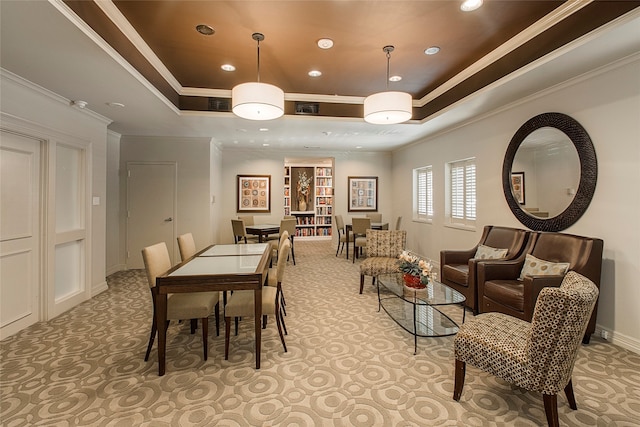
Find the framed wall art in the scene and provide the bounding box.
[348,176,378,212]
[511,172,525,205]
[237,174,271,212]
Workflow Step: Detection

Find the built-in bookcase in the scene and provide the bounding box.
[284,162,333,239]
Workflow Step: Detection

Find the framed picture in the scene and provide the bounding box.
[237,174,271,212]
[348,176,378,212]
[511,172,525,205]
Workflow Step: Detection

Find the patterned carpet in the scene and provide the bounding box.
[2,240,640,426]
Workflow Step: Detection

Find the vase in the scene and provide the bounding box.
[403,273,424,289]
[298,200,307,211]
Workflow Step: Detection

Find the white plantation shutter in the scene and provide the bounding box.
[448,158,476,226]
[414,166,433,220]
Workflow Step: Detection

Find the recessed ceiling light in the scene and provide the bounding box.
[424,46,440,55]
[196,24,215,35]
[259,128,269,132]
[106,102,125,108]
[389,75,402,82]
[221,64,236,72]
[355,146,363,149]
[460,0,483,12]
[317,38,334,49]
[262,143,270,147]
[308,70,322,77]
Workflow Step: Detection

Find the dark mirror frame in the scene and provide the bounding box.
[502,112,597,231]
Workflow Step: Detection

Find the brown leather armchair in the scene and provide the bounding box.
[477,231,603,343]
[440,226,528,314]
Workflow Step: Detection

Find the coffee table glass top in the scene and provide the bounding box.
[377,273,466,305]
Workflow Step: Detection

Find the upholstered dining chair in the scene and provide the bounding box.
[177,232,221,336]
[334,215,351,257]
[394,216,403,230]
[237,215,254,226]
[177,232,197,262]
[141,242,219,361]
[359,229,406,294]
[231,219,259,244]
[279,218,297,265]
[351,217,371,263]
[366,213,382,223]
[224,239,291,360]
[453,271,599,427]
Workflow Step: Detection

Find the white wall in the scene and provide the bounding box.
[119,136,215,256]
[106,131,122,275]
[219,149,392,244]
[392,55,640,352]
[1,70,109,299]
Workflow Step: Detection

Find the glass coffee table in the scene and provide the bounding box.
[377,272,466,354]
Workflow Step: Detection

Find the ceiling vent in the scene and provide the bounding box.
[208,97,231,112]
[295,102,319,115]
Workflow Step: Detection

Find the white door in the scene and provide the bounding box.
[126,162,177,269]
[0,130,41,339]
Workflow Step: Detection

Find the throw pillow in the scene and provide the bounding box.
[518,254,570,280]
[474,244,508,260]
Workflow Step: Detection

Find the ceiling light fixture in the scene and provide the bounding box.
[460,0,483,12]
[424,46,440,55]
[221,64,236,72]
[232,33,284,121]
[363,45,412,125]
[317,38,334,49]
[196,24,215,36]
[70,100,88,109]
[308,70,322,77]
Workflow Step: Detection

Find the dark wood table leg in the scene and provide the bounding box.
[254,288,262,369]
[157,293,167,376]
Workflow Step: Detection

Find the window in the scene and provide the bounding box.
[447,158,476,227]
[414,166,433,221]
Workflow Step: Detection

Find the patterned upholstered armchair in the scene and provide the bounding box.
[359,229,406,294]
[453,271,599,427]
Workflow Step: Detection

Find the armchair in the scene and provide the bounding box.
[478,231,603,343]
[359,229,406,294]
[454,271,599,427]
[440,225,528,314]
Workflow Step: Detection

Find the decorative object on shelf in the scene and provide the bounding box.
[232,33,284,121]
[363,45,412,124]
[296,170,312,211]
[398,250,433,289]
[348,176,378,212]
[237,174,271,212]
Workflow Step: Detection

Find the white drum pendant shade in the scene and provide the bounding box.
[363,91,412,124]
[232,82,284,121]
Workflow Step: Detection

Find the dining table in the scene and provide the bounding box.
[245,223,280,243]
[154,243,271,375]
[344,222,389,260]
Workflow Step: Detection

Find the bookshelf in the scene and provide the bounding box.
[284,163,333,239]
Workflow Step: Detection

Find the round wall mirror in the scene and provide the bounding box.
[502,112,597,231]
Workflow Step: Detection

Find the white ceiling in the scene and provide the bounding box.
[2,1,639,152]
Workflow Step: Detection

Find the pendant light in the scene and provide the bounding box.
[232,33,284,121]
[363,45,412,124]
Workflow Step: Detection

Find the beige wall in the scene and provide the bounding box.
[392,56,640,352]
[218,150,392,245]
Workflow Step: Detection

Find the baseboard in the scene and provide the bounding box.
[106,264,126,276]
[595,325,640,355]
[92,280,109,296]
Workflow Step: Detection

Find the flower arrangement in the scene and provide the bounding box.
[398,250,433,287]
[296,170,312,207]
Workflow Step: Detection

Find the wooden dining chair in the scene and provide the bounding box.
[177,232,220,336]
[231,219,258,244]
[177,232,197,262]
[238,215,254,226]
[279,218,297,265]
[141,242,219,361]
[334,214,350,256]
[352,217,371,263]
[224,239,291,360]
[366,213,382,223]
[395,216,403,230]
